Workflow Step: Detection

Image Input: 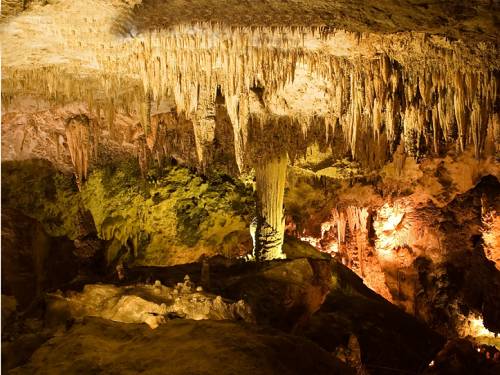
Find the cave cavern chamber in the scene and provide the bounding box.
[1,1,500,374]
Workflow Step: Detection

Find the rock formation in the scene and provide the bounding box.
[2,1,500,373]
[254,153,288,260]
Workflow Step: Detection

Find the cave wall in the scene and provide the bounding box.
[1,159,254,268]
[287,152,500,343]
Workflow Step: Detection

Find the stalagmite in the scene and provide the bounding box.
[346,206,370,277]
[254,153,288,261]
[323,206,371,273]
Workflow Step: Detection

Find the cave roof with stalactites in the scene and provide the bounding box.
[2,0,499,80]
[3,1,500,40]
[1,0,499,174]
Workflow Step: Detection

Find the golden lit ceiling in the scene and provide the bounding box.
[1,1,499,172]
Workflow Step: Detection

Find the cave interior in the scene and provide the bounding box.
[1,1,500,374]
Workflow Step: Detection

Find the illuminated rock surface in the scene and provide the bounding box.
[45,279,254,329]
[2,1,500,374]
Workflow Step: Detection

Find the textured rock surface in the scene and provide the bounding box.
[2,239,485,374]
[215,258,332,332]
[1,1,499,372]
[128,0,500,41]
[1,208,80,310]
[4,255,448,375]
[8,317,353,375]
[157,252,445,373]
[2,159,254,266]
[304,260,445,374]
[423,339,500,375]
[46,279,254,329]
[288,160,500,343]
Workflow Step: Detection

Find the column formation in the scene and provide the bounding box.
[253,153,288,261]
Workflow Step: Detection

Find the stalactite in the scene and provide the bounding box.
[192,117,216,169]
[332,208,347,250]
[2,23,498,171]
[470,98,489,159]
[106,99,116,137]
[254,153,288,261]
[136,134,150,177]
[192,91,217,169]
[65,114,95,190]
[225,93,249,172]
[453,71,467,152]
[139,92,152,136]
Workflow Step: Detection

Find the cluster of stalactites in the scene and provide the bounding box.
[121,27,499,168]
[324,206,370,247]
[322,206,370,275]
[2,24,499,172]
[65,114,96,189]
[117,27,301,172]
[322,57,499,168]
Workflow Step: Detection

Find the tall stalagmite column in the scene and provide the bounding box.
[254,153,288,261]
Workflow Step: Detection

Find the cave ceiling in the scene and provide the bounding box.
[1,0,499,173]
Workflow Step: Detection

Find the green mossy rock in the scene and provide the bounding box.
[2,159,254,266]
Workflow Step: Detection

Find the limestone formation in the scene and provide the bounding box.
[2,2,499,173]
[1,2,500,372]
[46,279,254,330]
[254,153,288,261]
[65,115,95,188]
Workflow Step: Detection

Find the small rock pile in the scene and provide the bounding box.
[46,275,254,329]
